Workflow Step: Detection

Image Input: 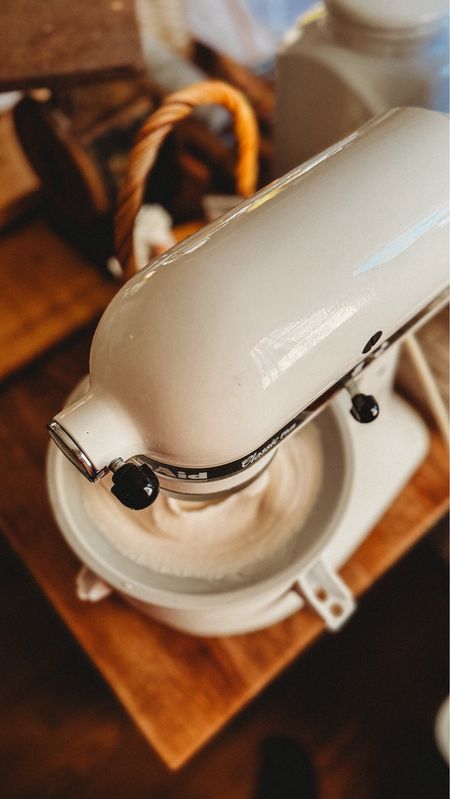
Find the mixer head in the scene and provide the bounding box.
[47,108,449,510]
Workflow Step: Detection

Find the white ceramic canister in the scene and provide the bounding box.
[275,0,449,175]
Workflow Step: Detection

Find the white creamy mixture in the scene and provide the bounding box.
[83,424,323,580]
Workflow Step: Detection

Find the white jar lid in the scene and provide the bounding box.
[326,0,449,33]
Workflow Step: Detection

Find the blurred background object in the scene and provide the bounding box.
[0,0,145,90]
[186,0,317,72]
[275,0,450,174]
[135,0,191,56]
[14,79,156,227]
[435,696,450,766]
[114,79,258,278]
[0,106,41,231]
[8,0,275,267]
[0,0,274,380]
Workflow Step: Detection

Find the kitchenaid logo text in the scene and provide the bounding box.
[149,420,299,482]
[241,422,296,468]
[154,465,208,480]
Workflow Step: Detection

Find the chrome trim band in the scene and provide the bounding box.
[47,421,106,482]
[140,290,449,484]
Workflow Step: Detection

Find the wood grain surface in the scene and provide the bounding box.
[0,219,115,381]
[0,209,208,383]
[0,0,144,91]
[1,533,448,798]
[0,330,447,769]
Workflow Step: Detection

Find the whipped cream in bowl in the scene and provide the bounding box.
[83,423,324,582]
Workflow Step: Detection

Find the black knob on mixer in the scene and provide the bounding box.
[110,460,160,509]
[350,393,380,424]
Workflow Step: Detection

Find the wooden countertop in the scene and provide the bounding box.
[0,329,448,770]
[0,217,115,381]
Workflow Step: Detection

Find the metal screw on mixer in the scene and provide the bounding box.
[109,457,160,510]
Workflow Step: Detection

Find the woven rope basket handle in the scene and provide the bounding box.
[115,80,259,281]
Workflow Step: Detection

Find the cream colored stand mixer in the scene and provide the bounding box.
[47,107,449,636]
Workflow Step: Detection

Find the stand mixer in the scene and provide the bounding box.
[47,107,449,636]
